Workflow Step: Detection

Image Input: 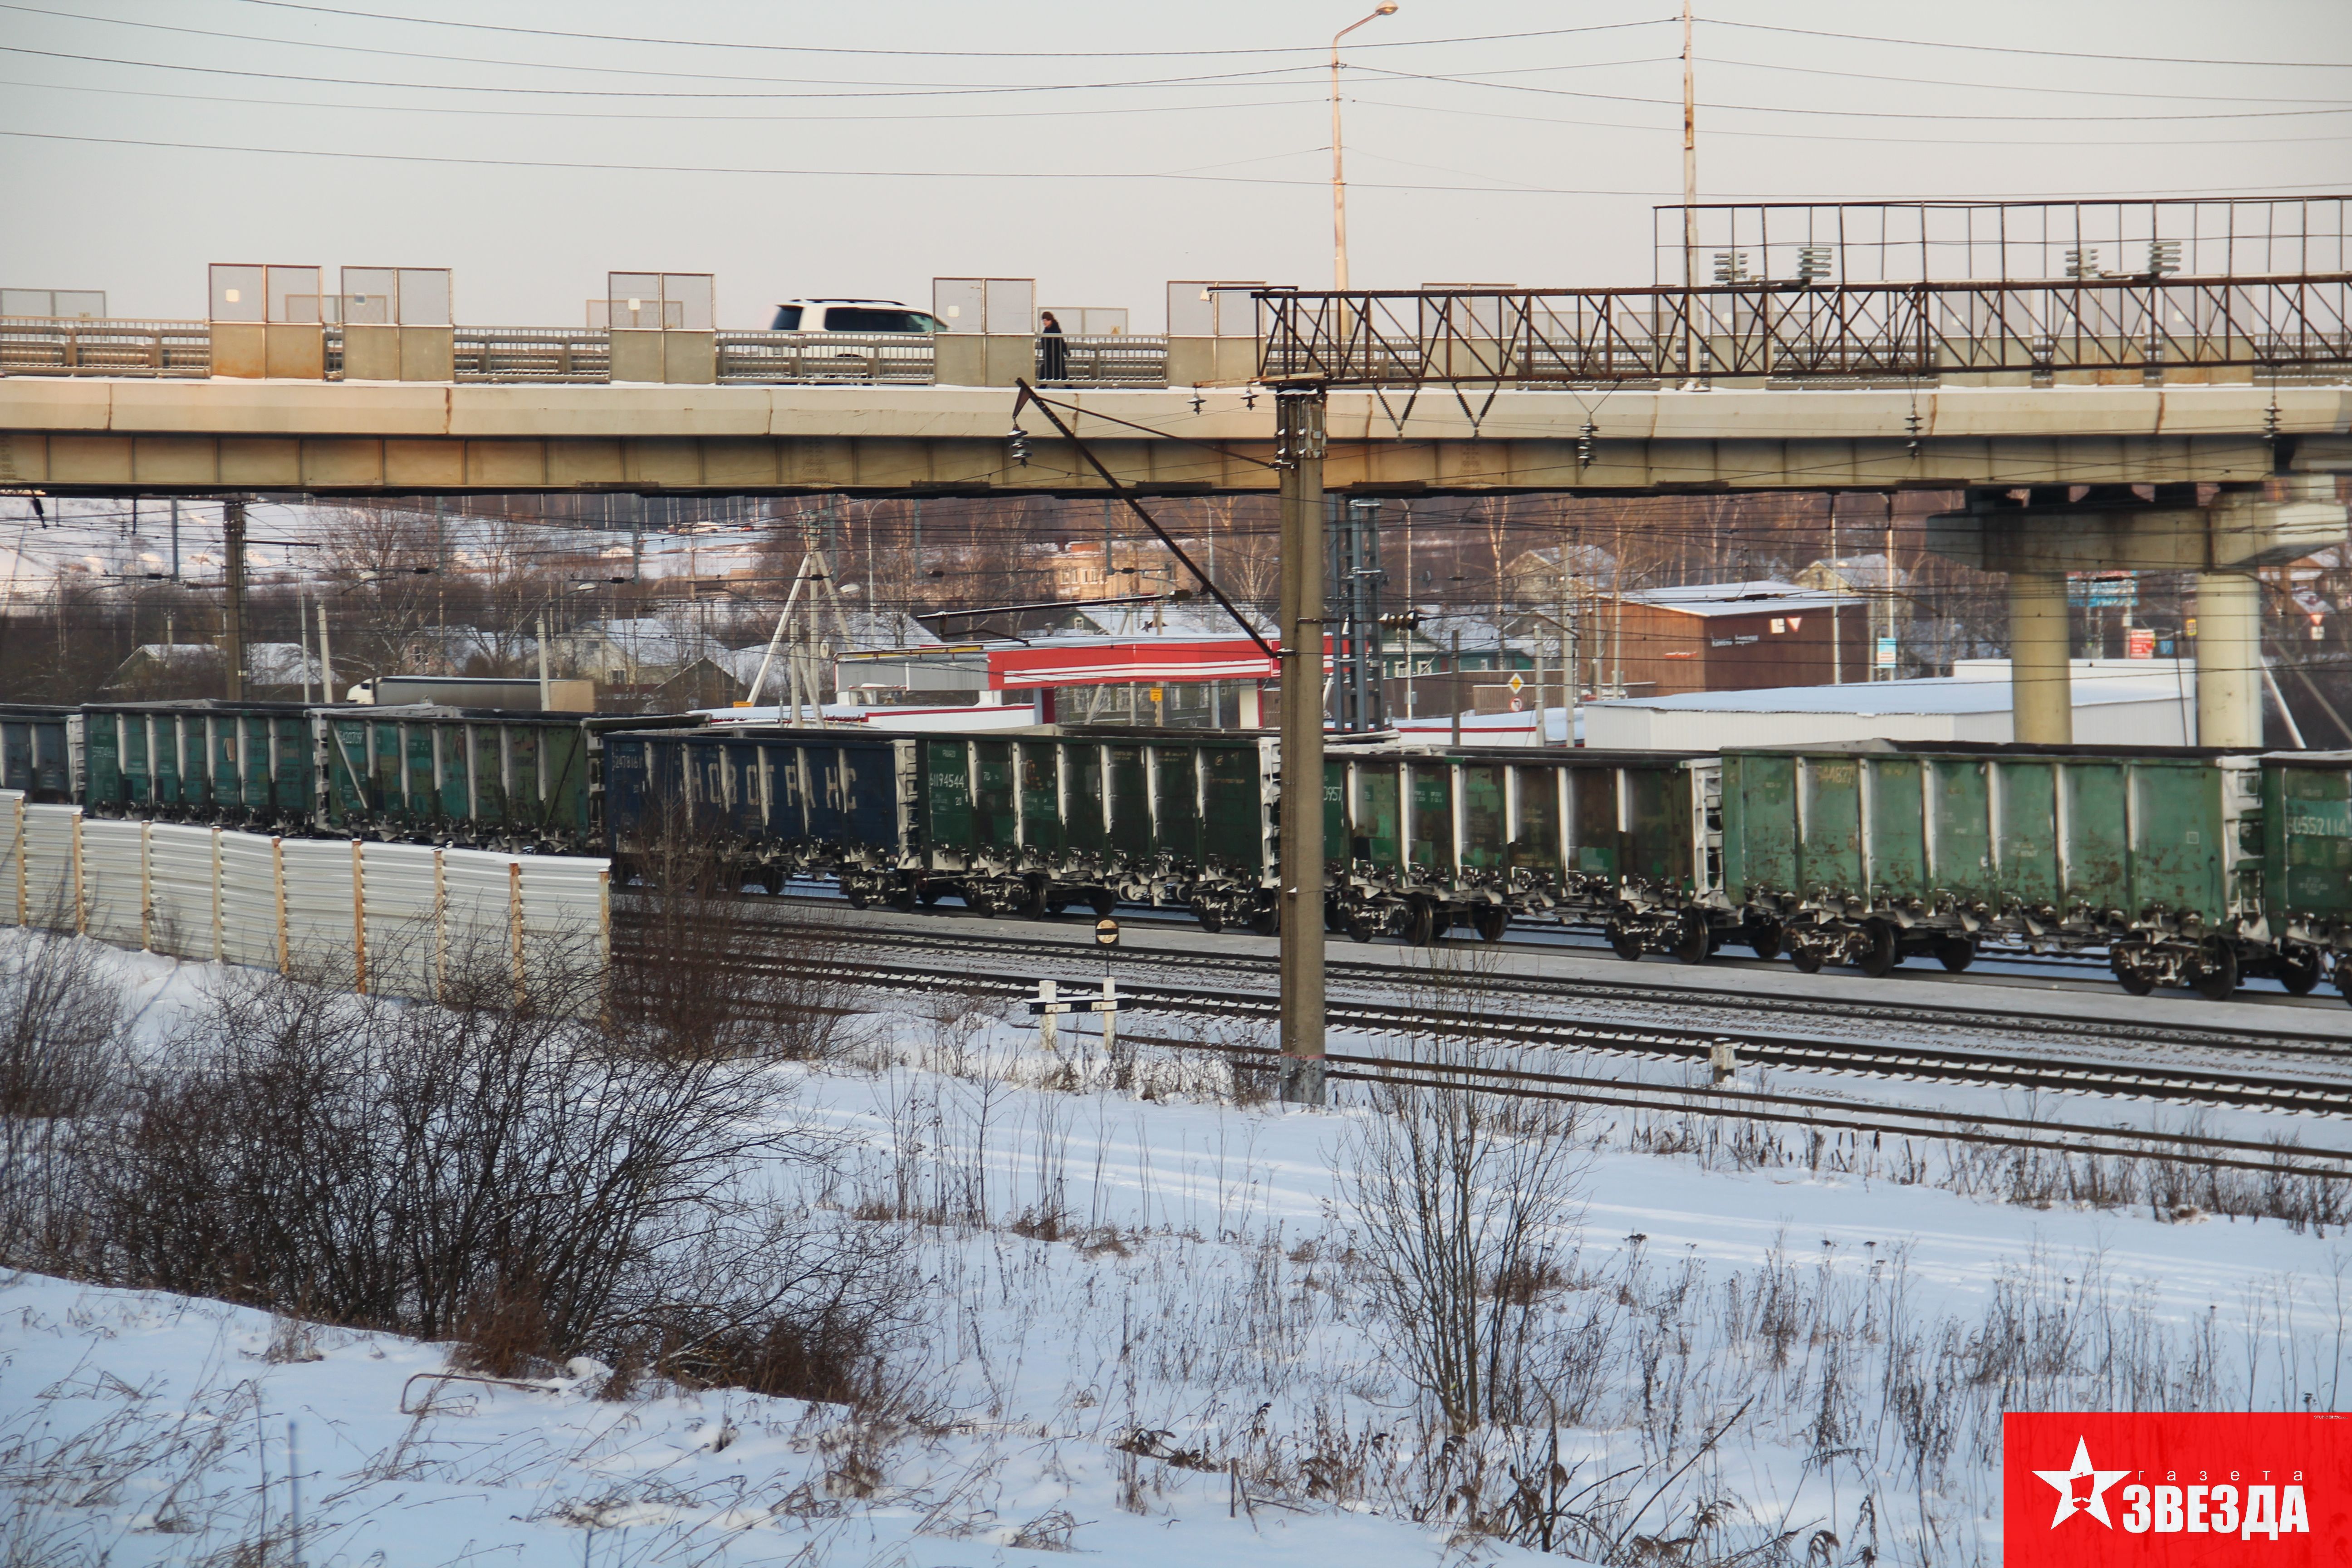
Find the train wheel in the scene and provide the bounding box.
[1091,889,1118,919]
[966,887,996,918]
[759,865,786,896]
[1345,908,1378,943]
[1671,911,1710,965]
[1474,905,1509,944]
[2191,939,2238,1003]
[843,884,872,910]
[2336,956,2352,1005]
[1747,919,1783,960]
[1196,905,1226,934]
[1788,941,1824,975]
[1020,880,1052,920]
[2278,947,2323,996]
[1605,922,1644,962]
[2111,949,2156,996]
[1250,905,1279,938]
[887,884,918,914]
[1404,899,1438,947]
[1852,920,1900,979]
[1935,937,1975,973]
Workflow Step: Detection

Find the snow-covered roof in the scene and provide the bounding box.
[1065,601,1273,641]
[1592,675,2185,717]
[118,642,322,685]
[1620,579,1847,619]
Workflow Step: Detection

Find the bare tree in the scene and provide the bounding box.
[1335,951,1590,1435]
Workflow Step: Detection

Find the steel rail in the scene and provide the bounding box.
[611,936,2352,1118]
[653,902,2352,1060]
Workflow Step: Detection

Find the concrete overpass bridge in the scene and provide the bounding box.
[2,196,2348,747]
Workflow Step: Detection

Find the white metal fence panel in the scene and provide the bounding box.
[280,837,358,989]
[20,803,80,931]
[0,791,22,926]
[81,819,145,948]
[517,855,611,992]
[361,842,443,1001]
[0,809,608,1013]
[147,824,220,960]
[217,833,282,970]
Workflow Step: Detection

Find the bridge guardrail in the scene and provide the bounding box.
[0,316,212,377]
[717,330,936,383]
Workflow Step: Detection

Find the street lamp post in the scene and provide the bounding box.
[1330,3,1398,290]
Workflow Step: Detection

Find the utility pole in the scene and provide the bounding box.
[1830,495,1843,685]
[1275,386,1328,1107]
[1680,0,1701,384]
[221,499,247,699]
[169,498,180,582]
[536,609,550,710]
[1882,491,1898,681]
[317,600,335,702]
[1559,553,1576,746]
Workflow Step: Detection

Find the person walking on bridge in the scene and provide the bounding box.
[1037,310,1068,382]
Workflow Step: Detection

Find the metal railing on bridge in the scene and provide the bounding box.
[0,321,1171,387]
[1256,274,2352,387]
[0,316,212,377]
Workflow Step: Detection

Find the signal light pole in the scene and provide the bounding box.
[1275,385,1328,1105]
[222,499,247,700]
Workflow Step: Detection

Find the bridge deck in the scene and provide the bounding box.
[0,379,2343,495]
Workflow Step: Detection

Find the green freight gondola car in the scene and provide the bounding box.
[906,728,1276,924]
[0,705,77,802]
[1323,745,1749,954]
[319,705,687,853]
[1716,741,2277,998]
[2261,750,2352,1001]
[602,725,900,895]
[81,700,317,831]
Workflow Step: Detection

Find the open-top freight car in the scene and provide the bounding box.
[602,725,900,896]
[80,700,686,852]
[1319,744,1782,957]
[1711,741,2290,999]
[81,700,317,832]
[0,704,77,803]
[603,725,1279,924]
[2261,750,2352,1002]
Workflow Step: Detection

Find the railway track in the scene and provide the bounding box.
[651,900,2352,1064]
[618,940,2352,1180]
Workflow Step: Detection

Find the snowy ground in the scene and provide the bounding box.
[4,937,2349,1566]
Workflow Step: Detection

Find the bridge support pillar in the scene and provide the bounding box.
[2195,569,2264,748]
[2007,570,2073,744]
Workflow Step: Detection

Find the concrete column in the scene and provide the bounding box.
[2195,569,2263,748]
[1275,387,1327,1106]
[2007,569,2072,745]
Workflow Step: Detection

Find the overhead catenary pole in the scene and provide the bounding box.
[1680,0,1700,384]
[1275,385,1328,1106]
[317,599,335,702]
[221,499,247,699]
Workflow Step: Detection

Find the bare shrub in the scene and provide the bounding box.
[26,947,791,1372]
[1335,945,1589,1436]
[609,825,869,1064]
[0,930,123,1120]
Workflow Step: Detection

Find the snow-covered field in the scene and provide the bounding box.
[4,936,2347,1566]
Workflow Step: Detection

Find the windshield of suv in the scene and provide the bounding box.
[768,305,804,330]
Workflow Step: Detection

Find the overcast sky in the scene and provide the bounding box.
[1,0,2348,327]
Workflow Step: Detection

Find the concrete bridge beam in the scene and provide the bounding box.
[1927,477,2348,748]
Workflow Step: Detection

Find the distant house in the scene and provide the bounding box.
[647,657,747,713]
[107,642,323,701]
[1592,580,1870,697]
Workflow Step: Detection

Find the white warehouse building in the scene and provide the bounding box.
[1583,660,2199,750]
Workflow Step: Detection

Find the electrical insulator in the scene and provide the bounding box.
[1007,427,1030,466]
[1577,419,1597,469]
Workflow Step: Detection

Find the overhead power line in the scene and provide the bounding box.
[215,1,1674,60]
[8,126,2350,200]
[1696,16,2352,69]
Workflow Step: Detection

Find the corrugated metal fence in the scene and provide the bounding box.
[0,791,609,1007]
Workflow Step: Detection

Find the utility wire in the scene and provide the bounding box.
[1695,16,2352,70]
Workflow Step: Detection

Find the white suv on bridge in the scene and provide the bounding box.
[768,299,945,333]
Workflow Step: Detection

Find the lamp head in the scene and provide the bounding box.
[1375,2,1397,11]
